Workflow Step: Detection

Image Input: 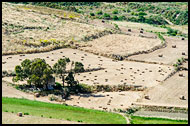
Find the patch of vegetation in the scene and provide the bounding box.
[166,27,178,36]
[2,97,126,124]
[130,116,188,124]
[173,57,185,71]
[24,112,29,115]
[157,33,165,43]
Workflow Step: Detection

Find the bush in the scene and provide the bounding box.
[76,84,94,93]
[167,27,178,36]
[96,10,103,15]
[138,11,147,16]
[90,12,95,16]
[113,15,119,20]
[103,13,111,19]
[118,15,126,20]
[112,9,119,14]
[74,62,84,73]
[55,82,62,89]
[114,23,120,30]
[24,112,29,115]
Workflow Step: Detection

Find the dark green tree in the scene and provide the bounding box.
[13,58,53,90]
[74,62,84,73]
[53,58,70,87]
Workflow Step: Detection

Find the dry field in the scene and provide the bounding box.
[138,70,188,107]
[2,2,188,123]
[111,21,167,33]
[2,48,174,88]
[2,80,142,111]
[2,2,106,55]
[79,34,161,57]
[128,36,188,65]
[2,112,82,124]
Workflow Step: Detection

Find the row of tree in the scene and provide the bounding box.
[13,57,84,90]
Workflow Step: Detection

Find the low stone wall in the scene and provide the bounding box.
[132,103,188,114]
[93,84,146,92]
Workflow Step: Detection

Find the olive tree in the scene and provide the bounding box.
[53,57,70,87]
[13,58,53,90]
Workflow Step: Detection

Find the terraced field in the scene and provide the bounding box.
[2,2,188,124]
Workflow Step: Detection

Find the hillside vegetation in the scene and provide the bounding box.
[11,2,188,25]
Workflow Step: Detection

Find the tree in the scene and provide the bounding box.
[13,58,54,90]
[74,62,84,73]
[53,58,69,87]
[65,72,78,88]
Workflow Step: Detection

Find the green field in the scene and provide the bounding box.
[2,97,126,124]
[131,116,188,124]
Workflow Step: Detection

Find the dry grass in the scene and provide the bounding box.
[2,2,106,55]
[79,34,161,56]
[111,21,167,33]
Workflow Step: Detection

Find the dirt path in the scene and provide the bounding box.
[2,112,83,124]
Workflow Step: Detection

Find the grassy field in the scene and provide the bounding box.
[2,97,126,124]
[130,116,188,124]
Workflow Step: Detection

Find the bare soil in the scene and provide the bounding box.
[2,48,174,87]
[137,70,188,107]
[79,34,161,56]
[128,36,188,65]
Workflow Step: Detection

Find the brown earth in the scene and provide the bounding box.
[137,70,188,107]
[2,48,174,87]
[78,34,161,56]
[128,36,188,65]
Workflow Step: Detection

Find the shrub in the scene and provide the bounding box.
[113,15,119,20]
[103,13,111,19]
[112,9,119,14]
[96,10,103,15]
[67,118,71,121]
[114,23,120,30]
[76,84,94,93]
[118,15,126,20]
[55,82,62,89]
[90,12,95,16]
[78,120,83,122]
[167,27,178,36]
[24,112,29,115]
[138,12,147,16]
[74,62,84,73]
